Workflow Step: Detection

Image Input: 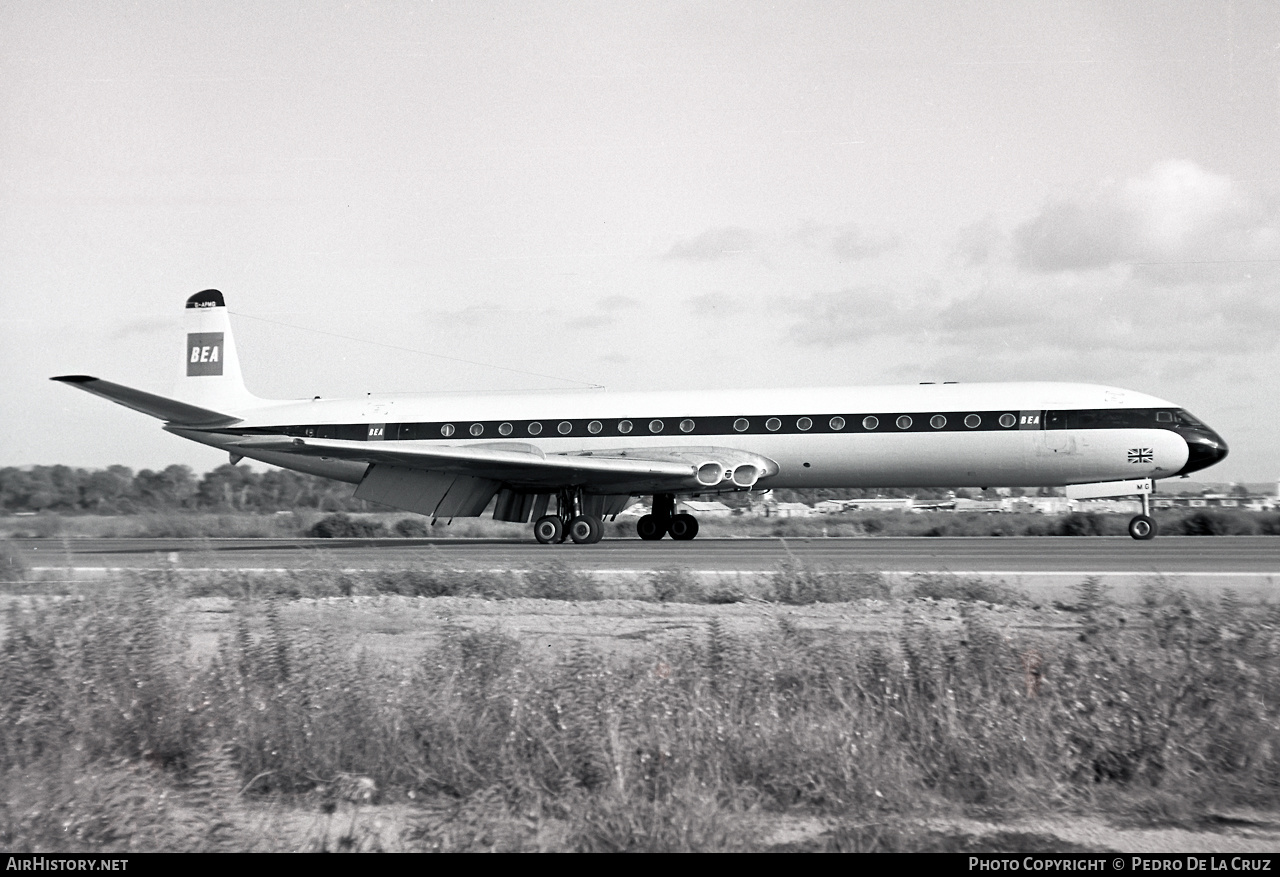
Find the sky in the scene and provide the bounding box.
[3,0,1279,484]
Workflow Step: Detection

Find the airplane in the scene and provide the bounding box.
[53,289,1228,544]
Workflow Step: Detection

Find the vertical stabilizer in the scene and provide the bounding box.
[178,289,265,412]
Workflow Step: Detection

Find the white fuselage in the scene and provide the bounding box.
[177,380,1194,491]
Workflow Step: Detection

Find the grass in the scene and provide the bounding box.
[2,562,1278,851]
[5,507,1278,540]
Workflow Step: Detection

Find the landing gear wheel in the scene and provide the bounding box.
[1128,514,1157,541]
[637,514,666,541]
[533,515,564,544]
[668,513,699,541]
[568,515,603,544]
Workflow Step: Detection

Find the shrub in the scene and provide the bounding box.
[908,572,1025,605]
[306,513,388,538]
[0,540,26,584]
[649,568,706,603]
[1176,510,1256,536]
[1057,513,1106,536]
[771,558,891,603]
[367,566,518,599]
[524,561,602,600]
[393,517,432,538]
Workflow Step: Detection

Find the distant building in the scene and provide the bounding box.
[1003,496,1073,515]
[839,497,914,512]
[768,501,819,518]
[681,500,733,517]
[1154,493,1277,511]
[952,498,1004,513]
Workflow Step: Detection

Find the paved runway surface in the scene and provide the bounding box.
[15,535,1280,575]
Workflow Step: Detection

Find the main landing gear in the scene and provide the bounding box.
[636,493,700,541]
[533,488,604,545]
[1128,492,1157,541]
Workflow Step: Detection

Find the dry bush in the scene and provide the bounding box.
[908,572,1026,605]
[523,561,602,601]
[306,513,388,538]
[649,567,706,603]
[4,572,1280,851]
[770,558,890,604]
[0,539,27,584]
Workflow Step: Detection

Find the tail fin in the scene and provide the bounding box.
[179,289,265,412]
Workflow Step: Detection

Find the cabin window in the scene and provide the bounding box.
[796,417,812,431]
[896,415,913,430]
[558,421,573,435]
[734,418,749,432]
[440,424,455,437]
[765,417,781,431]
[498,422,513,436]
[617,420,633,434]
[587,420,602,434]
[470,423,484,437]
[829,416,845,430]
[964,414,981,429]
[649,419,664,433]
[679,419,695,433]
[930,415,946,429]
[528,422,543,436]
[862,416,878,430]
[999,413,1016,428]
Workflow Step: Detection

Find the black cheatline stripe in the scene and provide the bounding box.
[221,406,1192,442]
[231,410,1033,440]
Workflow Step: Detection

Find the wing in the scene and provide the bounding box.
[228,435,774,495]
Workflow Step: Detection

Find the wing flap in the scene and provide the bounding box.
[355,465,502,518]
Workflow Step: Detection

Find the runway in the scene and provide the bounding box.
[14,535,1280,574]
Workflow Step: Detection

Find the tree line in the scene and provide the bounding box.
[0,464,372,514]
[0,463,1068,517]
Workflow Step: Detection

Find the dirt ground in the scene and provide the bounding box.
[177,591,1078,661]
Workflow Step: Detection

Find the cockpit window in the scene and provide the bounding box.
[1044,407,1208,430]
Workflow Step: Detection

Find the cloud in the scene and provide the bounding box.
[597,295,639,311]
[953,216,1004,266]
[567,313,614,330]
[787,272,1280,358]
[1014,161,1280,274]
[664,227,757,261]
[786,285,923,346]
[428,306,510,328]
[792,220,900,261]
[685,291,735,312]
[827,224,900,261]
[665,220,901,266]
[110,317,175,340]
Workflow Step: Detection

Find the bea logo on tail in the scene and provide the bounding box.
[186,332,224,376]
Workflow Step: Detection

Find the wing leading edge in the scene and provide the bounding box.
[227,434,775,495]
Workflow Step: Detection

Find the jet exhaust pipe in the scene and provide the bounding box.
[696,461,726,486]
[729,464,760,488]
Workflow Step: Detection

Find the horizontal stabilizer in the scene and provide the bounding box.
[51,375,241,426]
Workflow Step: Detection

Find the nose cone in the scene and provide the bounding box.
[1177,429,1229,477]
